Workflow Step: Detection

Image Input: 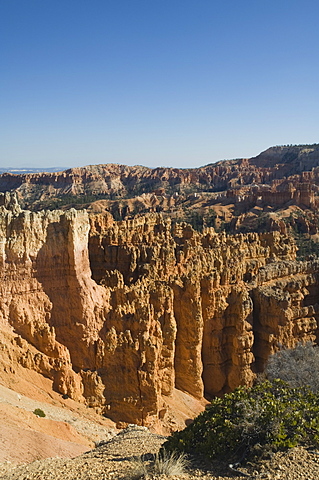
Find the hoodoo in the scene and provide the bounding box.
[1,180,319,428]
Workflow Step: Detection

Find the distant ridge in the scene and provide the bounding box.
[1,144,319,213]
[0,167,67,174]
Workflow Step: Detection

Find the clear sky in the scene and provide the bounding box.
[1,0,319,169]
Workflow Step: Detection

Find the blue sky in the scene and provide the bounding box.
[1,0,319,169]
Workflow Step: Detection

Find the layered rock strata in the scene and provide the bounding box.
[0,193,319,427]
[1,145,319,214]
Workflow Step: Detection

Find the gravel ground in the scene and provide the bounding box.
[1,425,319,480]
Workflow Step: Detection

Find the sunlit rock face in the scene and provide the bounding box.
[0,192,319,427]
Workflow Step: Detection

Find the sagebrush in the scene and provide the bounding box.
[266,342,319,392]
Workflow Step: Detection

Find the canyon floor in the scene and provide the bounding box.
[0,384,319,480]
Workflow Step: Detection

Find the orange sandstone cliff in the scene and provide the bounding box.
[0,191,318,428]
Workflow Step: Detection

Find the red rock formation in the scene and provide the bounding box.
[0,192,319,428]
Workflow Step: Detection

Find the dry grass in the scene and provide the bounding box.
[154,449,189,475]
[130,456,149,479]
[130,449,189,478]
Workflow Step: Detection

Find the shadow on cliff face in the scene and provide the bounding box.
[88,237,149,287]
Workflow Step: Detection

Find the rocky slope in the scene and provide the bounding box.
[0,382,116,464]
[1,183,319,429]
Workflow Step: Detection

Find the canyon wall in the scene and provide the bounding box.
[0,192,319,428]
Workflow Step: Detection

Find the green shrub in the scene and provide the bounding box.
[164,380,319,464]
[33,408,46,418]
